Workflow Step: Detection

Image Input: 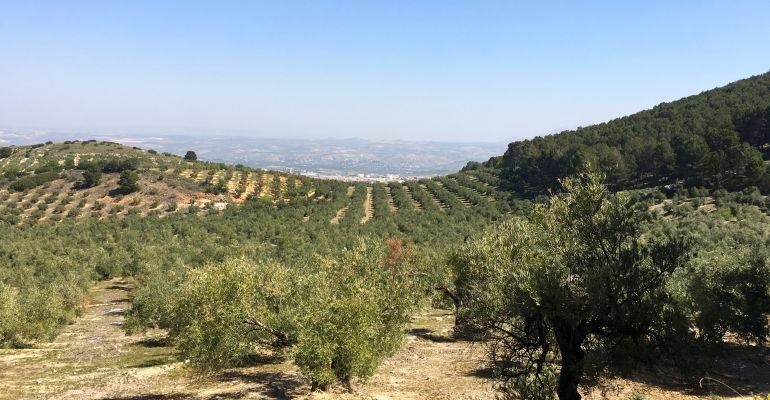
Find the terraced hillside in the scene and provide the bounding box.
[0,140,513,226]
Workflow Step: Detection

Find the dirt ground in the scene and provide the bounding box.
[0,281,767,400]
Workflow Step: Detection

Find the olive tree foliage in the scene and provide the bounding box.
[0,283,23,346]
[653,204,770,346]
[130,238,423,389]
[292,238,420,390]
[166,258,297,370]
[451,171,690,400]
[683,246,770,343]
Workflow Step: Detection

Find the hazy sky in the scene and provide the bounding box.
[1,1,769,142]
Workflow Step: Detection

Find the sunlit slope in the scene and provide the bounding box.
[0,140,512,225]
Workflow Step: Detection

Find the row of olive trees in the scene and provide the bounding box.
[447,171,770,400]
[126,238,425,390]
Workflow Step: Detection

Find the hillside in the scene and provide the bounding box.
[0,140,511,225]
[470,71,770,195]
[2,76,770,400]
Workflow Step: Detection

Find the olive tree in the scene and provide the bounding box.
[292,238,421,390]
[161,258,296,370]
[144,238,424,390]
[452,171,689,400]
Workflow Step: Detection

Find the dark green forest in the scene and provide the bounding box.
[468,71,770,194]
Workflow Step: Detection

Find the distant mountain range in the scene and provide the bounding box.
[0,132,504,179]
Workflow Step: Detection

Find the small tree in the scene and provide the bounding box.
[293,238,420,390]
[117,170,140,193]
[0,147,12,159]
[184,151,197,161]
[81,165,102,188]
[453,171,689,400]
[131,239,423,391]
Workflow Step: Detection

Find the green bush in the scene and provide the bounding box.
[117,170,140,193]
[129,238,423,390]
[10,171,60,192]
[292,239,421,389]
[0,284,23,346]
[81,165,102,188]
[164,258,295,370]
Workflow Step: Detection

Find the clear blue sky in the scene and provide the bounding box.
[1,1,769,142]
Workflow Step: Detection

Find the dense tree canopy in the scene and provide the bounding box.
[451,172,690,399]
[471,72,770,194]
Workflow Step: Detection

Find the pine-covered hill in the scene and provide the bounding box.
[468,71,770,195]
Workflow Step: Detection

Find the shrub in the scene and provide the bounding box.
[81,165,102,188]
[10,171,60,192]
[675,241,770,344]
[0,147,13,158]
[117,170,140,194]
[0,284,23,346]
[163,258,295,370]
[100,158,139,173]
[134,239,423,390]
[292,239,421,390]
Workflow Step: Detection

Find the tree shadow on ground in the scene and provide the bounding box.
[134,337,169,348]
[104,308,125,316]
[97,369,306,400]
[100,394,189,400]
[128,357,171,368]
[467,365,495,379]
[597,341,770,398]
[208,370,307,399]
[408,327,456,343]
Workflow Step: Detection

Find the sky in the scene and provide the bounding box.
[1,1,770,143]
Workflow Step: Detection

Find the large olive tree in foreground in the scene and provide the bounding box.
[452,172,689,400]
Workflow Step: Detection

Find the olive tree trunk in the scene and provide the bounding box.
[553,317,587,400]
